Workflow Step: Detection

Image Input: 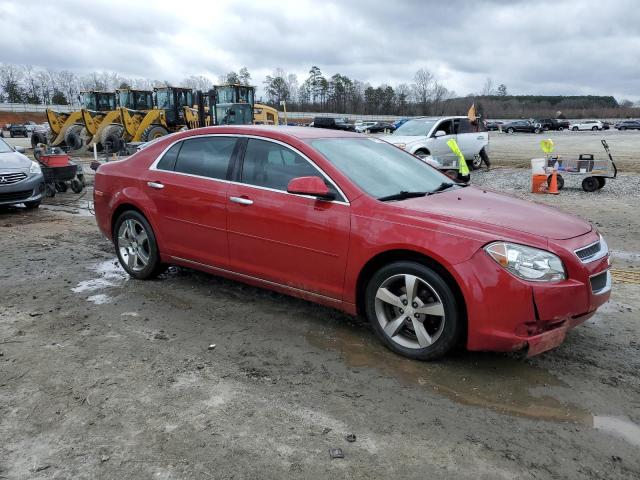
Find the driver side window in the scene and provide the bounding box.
[435,120,454,136]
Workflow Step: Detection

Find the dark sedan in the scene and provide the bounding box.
[502,120,542,134]
[615,120,640,131]
[366,122,396,133]
[9,124,29,138]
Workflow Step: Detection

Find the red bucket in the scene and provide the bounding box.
[40,154,70,167]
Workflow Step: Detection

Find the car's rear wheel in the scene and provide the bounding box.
[114,210,165,279]
[414,149,430,160]
[534,128,541,134]
[572,126,579,131]
[558,127,564,131]
[592,126,598,131]
[365,261,462,360]
[507,127,515,134]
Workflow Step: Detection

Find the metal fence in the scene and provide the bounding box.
[0,103,75,113]
[283,111,415,122]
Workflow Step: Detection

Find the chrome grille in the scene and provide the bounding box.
[575,236,608,264]
[0,172,27,185]
[576,241,601,260]
[0,190,32,202]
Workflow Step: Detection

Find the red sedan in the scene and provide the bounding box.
[94,126,611,360]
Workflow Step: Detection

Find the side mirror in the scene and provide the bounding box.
[434,130,446,138]
[287,176,335,200]
[14,146,25,153]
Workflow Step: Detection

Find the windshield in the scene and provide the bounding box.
[156,89,172,109]
[0,138,14,154]
[311,137,450,199]
[216,104,253,125]
[394,119,437,136]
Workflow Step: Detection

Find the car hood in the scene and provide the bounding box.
[380,135,422,145]
[0,151,31,173]
[393,186,592,241]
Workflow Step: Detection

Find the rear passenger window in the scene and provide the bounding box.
[156,142,182,171]
[174,137,237,179]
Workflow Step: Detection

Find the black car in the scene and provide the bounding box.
[366,122,396,133]
[502,120,542,134]
[535,118,569,131]
[615,120,640,131]
[9,124,28,138]
[485,120,504,131]
[312,117,355,131]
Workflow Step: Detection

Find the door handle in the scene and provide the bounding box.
[147,181,164,189]
[229,196,253,205]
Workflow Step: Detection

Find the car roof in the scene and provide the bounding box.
[186,125,363,140]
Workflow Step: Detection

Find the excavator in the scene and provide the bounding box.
[43,91,115,150]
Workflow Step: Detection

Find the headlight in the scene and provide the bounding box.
[29,161,42,175]
[485,242,566,282]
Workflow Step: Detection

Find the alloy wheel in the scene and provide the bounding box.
[117,219,151,272]
[374,274,446,349]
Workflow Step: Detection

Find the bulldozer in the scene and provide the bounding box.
[120,86,200,144]
[43,91,116,151]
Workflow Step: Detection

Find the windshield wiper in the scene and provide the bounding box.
[427,182,455,195]
[378,190,428,202]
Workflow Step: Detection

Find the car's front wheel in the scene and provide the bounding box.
[365,261,462,360]
[414,149,430,160]
[114,210,165,279]
[592,126,598,131]
[572,126,579,131]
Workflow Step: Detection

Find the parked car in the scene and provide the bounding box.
[615,120,640,130]
[0,137,44,208]
[569,120,603,131]
[535,118,568,131]
[9,124,29,138]
[354,121,377,133]
[502,120,542,134]
[601,121,612,130]
[382,116,490,170]
[94,126,610,360]
[485,120,504,131]
[312,117,355,131]
[364,122,396,133]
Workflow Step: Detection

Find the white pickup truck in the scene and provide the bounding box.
[381,116,490,170]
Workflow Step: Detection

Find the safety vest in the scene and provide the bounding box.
[447,139,469,175]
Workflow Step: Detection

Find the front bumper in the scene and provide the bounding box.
[0,173,45,206]
[454,231,611,355]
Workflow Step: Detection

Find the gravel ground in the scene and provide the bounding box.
[0,149,639,479]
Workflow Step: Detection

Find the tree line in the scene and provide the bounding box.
[1,62,638,119]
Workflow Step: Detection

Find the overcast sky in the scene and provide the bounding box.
[1,0,639,100]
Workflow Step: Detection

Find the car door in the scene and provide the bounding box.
[226,137,351,299]
[453,118,487,159]
[145,135,239,267]
[428,119,456,163]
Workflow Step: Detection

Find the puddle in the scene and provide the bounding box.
[42,201,94,217]
[71,260,127,297]
[593,416,640,448]
[307,326,591,423]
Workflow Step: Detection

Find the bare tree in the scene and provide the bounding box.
[481,77,495,96]
[412,68,434,114]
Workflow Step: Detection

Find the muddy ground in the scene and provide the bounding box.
[1,165,640,479]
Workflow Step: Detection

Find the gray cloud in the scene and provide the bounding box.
[1,0,638,99]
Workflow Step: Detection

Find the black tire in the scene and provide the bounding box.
[572,126,579,131]
[100,124,125,154]
[365,261,462,360]
[10,132,14,138]
[582,177,599,192]
[619,126,626,131]
[141,124,169,142]
[414,149,430,161]
[31,131,45,148]
[77,173,86,187]
[596,177,606,189]
[507,127,515,134]
[70,178,83,194]
[558,127,564,131]
[547,174,564,190]
[592,126,598,131]
[113,210,165,279]
[24,200,41,209]
[45,184,56,198]
[64,124,85,150]
[55,181,68,193]
[534,128,541,134]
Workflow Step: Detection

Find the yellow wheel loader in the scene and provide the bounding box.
[253,104,279,125]
[97,89,154,153]
[121,87,199,143]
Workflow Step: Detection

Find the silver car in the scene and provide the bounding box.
[382,116,490,169]
[0,138,44,208]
